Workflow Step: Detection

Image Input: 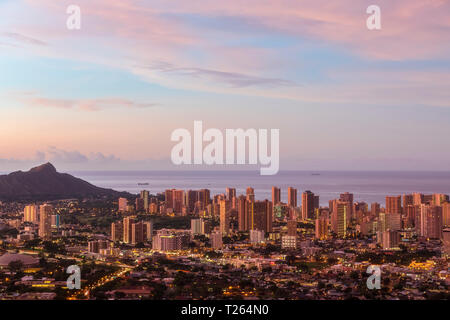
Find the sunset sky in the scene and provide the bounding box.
[1,0,450,171]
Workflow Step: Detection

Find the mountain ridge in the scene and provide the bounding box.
[0,163,128,200]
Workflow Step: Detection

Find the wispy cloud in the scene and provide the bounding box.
[15,93,158,111]
[3,0,449,104]
[46,147,120,164]
[0,148,121,171]
[141,61,296,88]
[1,32,47,46]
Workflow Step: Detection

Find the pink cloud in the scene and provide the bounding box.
[141,0,450,60]
[15,93,157,111]
[2,0,448,107]
[20,0,447,62]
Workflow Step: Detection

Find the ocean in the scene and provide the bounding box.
[69,170,450,206]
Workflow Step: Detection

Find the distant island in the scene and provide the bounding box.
[0,163,129,200]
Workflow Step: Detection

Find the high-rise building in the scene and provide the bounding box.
[443,202,450,227]
[111,221,123,242]
[443,228,450,257]
[152,230,190,251]
[191,218,210,235]
[131,221,150,245]
[378,212,387,232]
[288,206,299,221]
[413,193,424,206]
[219,200,231,235]
[51,214,60,228]
[371,202,380,217]
[237,195,248,231]
[301,190,316,220]
[379,212,401,232]
[135,198,144,212]
[226,188,236,201]
[165,189,174,209]
[38,204,53,239]
[287,220,297,236]
[140,190,149,211]
[173,189,185,214]
[237,197,273,233]
[249,229,265,244]
[386,213,401,231]
[339,192,354,222]
[24,205,39,223]
[287,187,297,207]
[417,204,443,239]
[123,217,135,243]
[246,187,255,202]
[331,200,348,238]
[198,189,211,208]
[118,198,128,212]
[210,231,223,249]
[353,202,367,222]
[131,221,143,245]
[386,196,402,214]
[340,192,353,203]
[423,194,433,205]
[214,194,225,204]
[143,221,153,241]
[149,203,158,214]
[315,217,328,240]
[272,187,281,205]
[404,205,419,228]
[314,195,320,210]
[433,193,449,206]
[226,188,237,210]
[281,235,297,249]
[185,190,197,213]
[164,189,185,213]
[403,194,414,208]
[191,218,206,235]
[249,200,273,233]
[377,230,400,250]
[191,218,201,235]
[273,203,288,221]
[88,241,100,254]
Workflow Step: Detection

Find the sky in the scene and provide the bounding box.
[1,0,450,172]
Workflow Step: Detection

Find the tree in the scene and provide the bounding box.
[286,255,296,266]
[317,281,325,289]
[135,242,145,248]
[8,260,24,274]
[350,271,360,280]
[261,266,272,273]
[43,241,66,254]
[24,238,41,249]
[39,257,47,268]
[327,257,338,265]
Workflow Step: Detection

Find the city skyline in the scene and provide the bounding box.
[1,0,450,171]
[0,179,448,300]
[0,162,448,300]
